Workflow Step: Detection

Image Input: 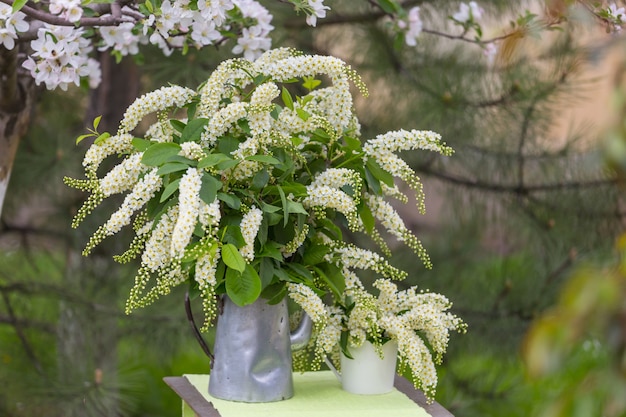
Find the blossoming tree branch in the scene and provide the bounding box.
[1,0,623,91]
[0,0,624,218]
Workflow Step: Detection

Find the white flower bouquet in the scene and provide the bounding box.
[289,278,466,401]
[65,48,460,386]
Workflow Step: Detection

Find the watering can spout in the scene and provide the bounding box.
[290,313,312,351]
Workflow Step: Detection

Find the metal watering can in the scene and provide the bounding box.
[186,293,312,402]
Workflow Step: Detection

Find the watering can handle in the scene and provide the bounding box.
[324,356,342,382]
[185,290,215,367]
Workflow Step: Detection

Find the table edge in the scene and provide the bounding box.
[164,375,454,417]
[163,376,221,417]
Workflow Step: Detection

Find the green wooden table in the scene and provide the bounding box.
[164,371,454,417]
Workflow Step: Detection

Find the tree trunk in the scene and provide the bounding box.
[86,53,141,132]
[0,46,38,220]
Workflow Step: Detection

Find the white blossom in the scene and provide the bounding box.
[24,25,98,90]
[99,21,145,55]
[453,1,483,23]
[171,168,202,258]
[404,7,422,47]
[306,0,330,27]
[239,206,263,262]
[0,3,28,50]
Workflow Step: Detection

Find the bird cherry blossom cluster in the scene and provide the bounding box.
[64,48,456,349]
[288,278,466,402]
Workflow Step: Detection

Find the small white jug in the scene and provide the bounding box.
[326,340,398,395]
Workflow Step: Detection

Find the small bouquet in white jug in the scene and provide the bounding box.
[289,278,466,400]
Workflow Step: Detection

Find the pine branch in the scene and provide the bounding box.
[1,291,45,375]
[0,219,69,241]
[525,194,626,219]
[419,165,624,194]
[0,279,183,322]
[0,314,55,333]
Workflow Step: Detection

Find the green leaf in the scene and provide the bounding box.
[270,105,282,120]
[218,192,241,209]
[198,153,233,169]
[253,74,271,85]
[259,257,275,289]
[145,0,154,13]
[340,331,354,359]
[251,169,270,191]
[166,155,197,166]
[92,115,102,130]
[264,183,307,198]
[225,265,262,306]
[245,155,281,165]
[132,138,152,152]
[217,159,240,171]
[94,132,111,145]
[217,136,239,154]
[285,263,314,284]
[274,268,291,282]
[12,0,28,13]
[261,202,281,213]
[281,87,294,111]
[344,136,362,152]
[312,265,342,300]
[170,119,186,133]
[323,263,346,297]
[286,200,308,216]
[378,0,401,14]
[265,211,283,226]
[180,118,209,143]
[302,76,322,91]
[237,119,251,134]
[142,142,182,167]
[258,241,283,261]
[277,185,289,227]
[364,165,381,195]
[75,133,93,145]
[199,174,222,204]
[222,243,246,273]
[222,225,246,248]
[261,282,288,305]
[283,183,308,196]
[313,128,330,139]
[157,162,190,176]
[160,178,180,203]
[318,218,343,241]
[187,101,198,120]
[358,202,375,233]
[303,244,329,265]
[296,108,311,121]
[258,217,268,246]
[366,158,395,187]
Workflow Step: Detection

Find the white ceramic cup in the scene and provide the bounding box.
[326,340,398,395]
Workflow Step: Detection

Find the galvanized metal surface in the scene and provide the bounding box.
[208,296,311,403]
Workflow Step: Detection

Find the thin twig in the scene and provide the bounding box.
[0,0,134,27]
